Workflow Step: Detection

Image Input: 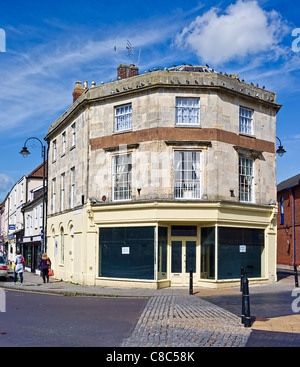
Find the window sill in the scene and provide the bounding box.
[175,124,201,128]
[239,132,256,139]
[113,129,132,135]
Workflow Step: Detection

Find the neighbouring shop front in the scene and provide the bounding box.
[98,225,265,287]
[20,236,42,273]
[0,240,8,256]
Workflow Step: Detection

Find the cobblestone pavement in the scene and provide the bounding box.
[123,294,251,347]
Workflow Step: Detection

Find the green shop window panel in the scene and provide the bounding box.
[218,227,264,280]
[158,227,168,280]
[201,227,215,279]
[99,227,155,280]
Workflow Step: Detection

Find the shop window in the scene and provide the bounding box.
[201,227,215,279]
[99,227,155,280]
[218,227,264,279]
[158,227,168,280]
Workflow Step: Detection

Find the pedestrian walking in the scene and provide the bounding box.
[38,253,51,283]
[13,251,25,286]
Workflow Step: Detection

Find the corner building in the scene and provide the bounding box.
[45,64,281,289]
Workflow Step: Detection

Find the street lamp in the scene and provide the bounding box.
[20,137,46,254]
[276,136,286,157]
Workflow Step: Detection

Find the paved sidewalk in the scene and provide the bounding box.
[1,268,300,347]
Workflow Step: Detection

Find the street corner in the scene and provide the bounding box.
[251,314,300,333]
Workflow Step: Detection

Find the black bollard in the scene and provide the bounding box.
[240,267,245,292]
[189,269,193,295]
[241,276,251,327]
[294,264,299,288]
[241,277,245,324]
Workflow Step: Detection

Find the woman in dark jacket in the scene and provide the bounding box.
[38,253,51,283]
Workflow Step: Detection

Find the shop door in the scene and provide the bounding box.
[171,239,197,285]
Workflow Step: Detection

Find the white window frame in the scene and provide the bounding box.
[53,140,57,162]
[174,151,201,199]
[34,207,38,229]
[62,132,66,155]
[239,107,253,135]
[52,178,56,214]
[26,215,29,236]
[115,104,132,132]
[239,156,254,203]
[71,123,76,147]
[39,204,43,227]
[61,173,65,211]
[20,183,24,202]
[70,167,75,209]
[113,154,132,201]
[176,97,200,126]
[29,214,32,236]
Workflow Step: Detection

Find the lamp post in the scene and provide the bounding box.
[19,137,46,254]
[276,136,286,157]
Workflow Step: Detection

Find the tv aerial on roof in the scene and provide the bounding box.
[114,40,141,67]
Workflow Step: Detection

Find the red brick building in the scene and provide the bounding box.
[277,174,300,269]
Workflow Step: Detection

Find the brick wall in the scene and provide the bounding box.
[277,186,300,266]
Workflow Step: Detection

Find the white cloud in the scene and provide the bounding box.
[175,0,290,66]
[0,174,14,200]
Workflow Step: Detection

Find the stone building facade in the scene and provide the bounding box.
[45,64,281,288]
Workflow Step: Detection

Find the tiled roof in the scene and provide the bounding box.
[277,173,300,192]
[28,161,47,178]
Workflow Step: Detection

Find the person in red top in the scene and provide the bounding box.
[38,253,51,283]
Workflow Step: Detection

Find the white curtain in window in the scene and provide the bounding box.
[176,98,200,125]
[174,151,201,199]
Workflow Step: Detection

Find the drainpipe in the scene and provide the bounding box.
[289,188,298,287]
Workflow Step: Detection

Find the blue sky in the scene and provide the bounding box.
[0,0,299,201]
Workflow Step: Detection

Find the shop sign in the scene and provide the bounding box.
[239,245,246,253]
[122,247,130,255]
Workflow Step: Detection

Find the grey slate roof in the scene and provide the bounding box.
[277,173,300,192]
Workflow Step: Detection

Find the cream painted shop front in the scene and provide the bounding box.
[47,200,276,289]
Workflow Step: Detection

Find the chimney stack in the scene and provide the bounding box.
[117,64,139,80]
[72,81,84,103]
